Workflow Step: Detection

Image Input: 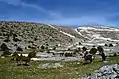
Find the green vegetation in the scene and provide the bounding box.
[0,56,119,79]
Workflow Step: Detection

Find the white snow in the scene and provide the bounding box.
[78,26,119,32]
[74,29,90,39]
[48,24,76,38]
[60,31,75,38]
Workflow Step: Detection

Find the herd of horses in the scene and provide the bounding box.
[83,46,106,64]
[11,51,36,66]
[10,46,106,66]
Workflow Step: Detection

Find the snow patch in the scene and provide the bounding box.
[60,31,75,38]
[74,29,90,39]
[48,24,76,38]
[78,26,119,32]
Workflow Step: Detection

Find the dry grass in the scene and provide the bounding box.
[0,56,119,79]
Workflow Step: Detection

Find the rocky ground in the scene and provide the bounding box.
[82,64,119,79]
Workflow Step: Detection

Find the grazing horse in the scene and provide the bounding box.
[12,54,31,65]
[83,51,93,64]
[12,50,36,66]
[89,47,97,60]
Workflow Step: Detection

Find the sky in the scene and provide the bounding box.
[0,0,119,27]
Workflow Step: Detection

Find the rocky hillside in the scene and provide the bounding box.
[76,26,119,41]
[51,25,86,39]
[83,64,119,79]
[0,21,79,52]
[1,21,119,52]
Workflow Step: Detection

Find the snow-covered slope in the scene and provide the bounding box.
[78,26,119,31]
[76,26,119,41]
[48,24,76,38]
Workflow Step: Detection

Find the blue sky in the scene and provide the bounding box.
[0,0,119,27]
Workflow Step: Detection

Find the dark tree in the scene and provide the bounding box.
[16,47,23,51]
[47,51,50,54]
[97,46,104,53]
[77,47,81,51]
[82,46,87,51]
[68,48,71,51]
[0,43,9,51]
[109,43,113,47]
[1,49,11,56]
[28,51,36,58]
[14,44,18,46]
[34,37,38,41]
[104,44,108,46]
[12,52,19,57]
[53,47,56,50]
[41,45,45,49]
[28,45,31,48]
[13,34,17,37]
[113,53,118,57]
[89,47,97,55]
[4,36,10,42]
[46,43,49,46]
[64,53,73,57]
[79,42,82,45]
[45,46,48,49]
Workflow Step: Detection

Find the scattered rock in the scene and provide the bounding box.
[39,63,63,69]
[82,64,119,79]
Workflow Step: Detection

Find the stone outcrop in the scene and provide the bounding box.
[82,64,119,79]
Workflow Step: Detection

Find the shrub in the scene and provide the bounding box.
[77,47,81,51]
[68,48,71,51]
[109,43,113,47]
[12,52,19,57]
[47,51,50,54]
[1,50,11,56]
[89,47,97,55]
[16,47,23,51]
[28,51,36,58]
[14,44,18,46]
[82,46,87,51]
[79,42,82,45]
[74,49,79,53]
[64,53,73,57]
[45,46,48,49]
[41,45,45,49]
[34,37,38,41]
[46,43,49,46]
[13,37,21,42]
[97,46,104,53]
[113,53,118,57]
[4,36,10,42]
[53,47,56,50]
[13,34,17,37]
[28,45,31,48]
[104,44,108,46]
[22,56,31,64]
[0,43,9,51]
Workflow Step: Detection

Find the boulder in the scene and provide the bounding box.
[82,64,119,79]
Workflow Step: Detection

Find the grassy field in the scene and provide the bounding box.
[0,56,119,79]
